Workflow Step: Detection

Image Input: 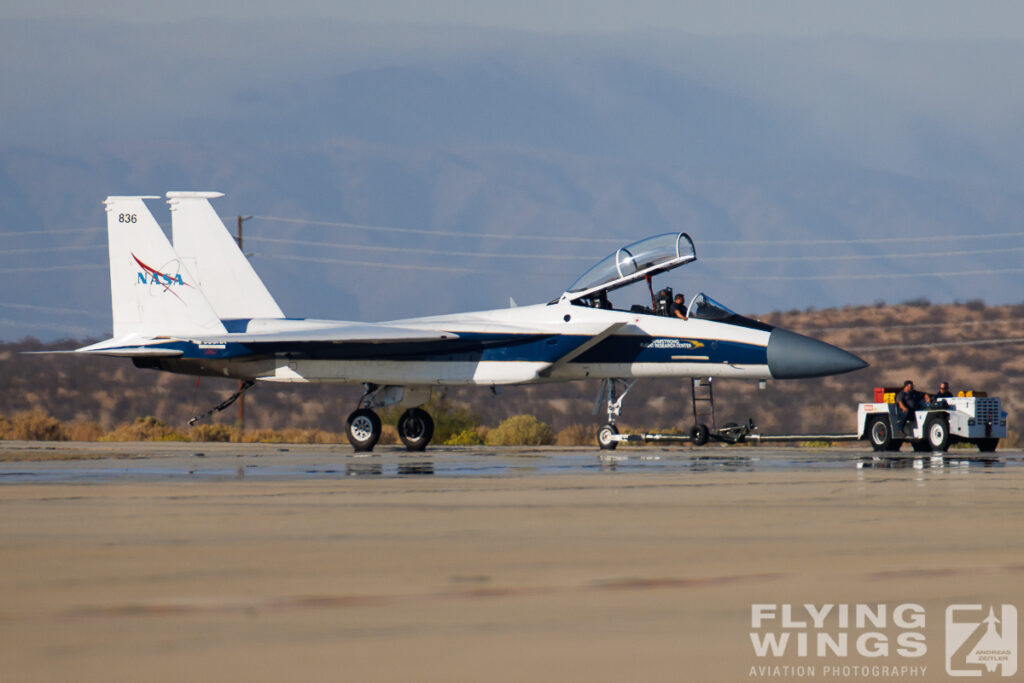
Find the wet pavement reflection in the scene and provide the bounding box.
[0,444,1021,483]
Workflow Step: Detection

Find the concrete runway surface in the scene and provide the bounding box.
[2,442,1023,682]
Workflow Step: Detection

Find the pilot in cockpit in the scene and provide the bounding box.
[669,293,687,319]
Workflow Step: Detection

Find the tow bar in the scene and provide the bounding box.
[605,419,860,446]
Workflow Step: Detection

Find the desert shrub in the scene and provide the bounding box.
[445,427,486,446]
[240,429,284,443]
[240,428,344,444]
[555,423,593,446]
[0,414,11,439]
[191,423,239,442]
[5,410,68,441]
[66,421,105,441]
[964,299,986,312]
[101,416,189,442]
[485,414,555,446]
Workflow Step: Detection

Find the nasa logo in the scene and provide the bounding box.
[131,253,188,288]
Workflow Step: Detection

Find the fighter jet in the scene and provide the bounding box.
[72,193,867,451]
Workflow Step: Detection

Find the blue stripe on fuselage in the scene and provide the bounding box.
[168,332,767,366]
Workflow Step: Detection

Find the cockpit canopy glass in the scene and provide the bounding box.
[564,232,696,300]
[686,293,737,320]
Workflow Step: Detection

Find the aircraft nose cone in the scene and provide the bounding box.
[766,328,868,379]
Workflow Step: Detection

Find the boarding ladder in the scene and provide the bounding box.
[691,377,716,430]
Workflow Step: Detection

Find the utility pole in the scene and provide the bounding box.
[236,215,253,433]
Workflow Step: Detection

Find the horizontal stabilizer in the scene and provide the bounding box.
[74,346,185,357]
[71,337,185,357]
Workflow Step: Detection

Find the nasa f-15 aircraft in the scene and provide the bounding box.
[73,192,867,451]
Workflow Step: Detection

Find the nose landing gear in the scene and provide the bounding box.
[595,378,638,451]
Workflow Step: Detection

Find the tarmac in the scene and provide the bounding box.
[2,441,1023,682]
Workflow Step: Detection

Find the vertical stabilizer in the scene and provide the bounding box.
[167,191,284,319]
[104,196,227,338]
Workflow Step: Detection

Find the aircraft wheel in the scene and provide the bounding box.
[346,408,382,452]
[397,408,434,451]
[690,423,710,447]
[597,424,618,451]
[720,422,745,444]
[976,438,999,453]
[925,416,950,452]
[868,417,893,452]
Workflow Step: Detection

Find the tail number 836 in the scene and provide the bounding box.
[118,213,137,223]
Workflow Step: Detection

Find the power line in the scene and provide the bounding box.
[252,215,622,244]
[0,245,105,256]
[0,227,105,237]
[0,240,1021,269]
[263,253,482,274]
[0,264,106,274]
[0,317,99,336]
[247,235,594,260]
[251,215,1024,246]
[708,231,1024,247]
[4,213,1024,249]
[725,267,1024,281]
[244,236,1024,265]
[849,337,1024,352]
[705,245,1024,263]
[803,319,1022,334]
[0,302,108,319]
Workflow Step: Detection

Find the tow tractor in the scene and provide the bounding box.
[599,381,1008,453]
[858,387,1006,453]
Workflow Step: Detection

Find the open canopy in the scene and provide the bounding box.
[562,232,696,301]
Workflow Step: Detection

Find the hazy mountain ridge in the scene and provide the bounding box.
[4,21,1024,339]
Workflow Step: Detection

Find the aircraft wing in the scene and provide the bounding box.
[536,321,626,378]
[188,324,461,345]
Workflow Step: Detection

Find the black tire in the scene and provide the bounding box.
[720,422,744,444]
[911,441,931,453]
[397,408,434,451]
[976,438,999,453]
[347,408,382,452]
[925,416,950,452]
[691,423,710,447]
[868,417,893,452]
[597,424,618,451]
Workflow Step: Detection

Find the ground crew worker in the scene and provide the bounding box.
[896,380,925,435]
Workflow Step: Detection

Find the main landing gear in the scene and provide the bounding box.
[345,384,435,453]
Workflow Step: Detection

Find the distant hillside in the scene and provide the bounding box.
[5,24,1024,342]
[3,300,1021,443]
